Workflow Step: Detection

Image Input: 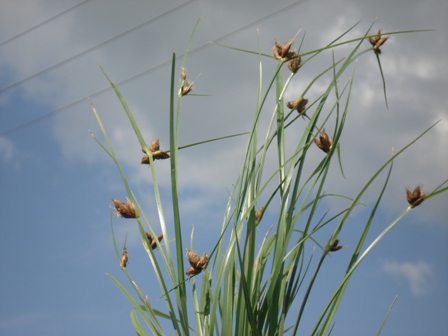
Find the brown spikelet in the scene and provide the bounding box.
[185,249,208,279]
[406,185,427,208]
[181,67,187,81]
[112,198,139,218]
[272,38,296,60]
[141,138,170,164]
[280,38,294,57]
[149,138,161,152]
[141,155,149,164]
[330,239,342,252]
[287,97,308,114]
[368,29,389,54]
[368,29,382,46]
[145,232,164,250]
[120,247,128,268]
[255,205,265,225]
[287,53,302,73]
[181,81,194,96]
[186,249,200,268]
[197,253,209,269]
[313,129,333,153]
[185,266,201,277]
[272,42,281,59]
[326,239,343,252]
[376,36,389,48]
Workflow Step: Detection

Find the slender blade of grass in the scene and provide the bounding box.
[376,295,398,336]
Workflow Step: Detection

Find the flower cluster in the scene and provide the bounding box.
[255,205,265,226]
[287,97,308,115]
[313,129,333,153]
[406,185,426,208]
[368,29,389,54]
[112,198,139,218]
[145,232,164,250]
[180,67,194,96]
[185,249,209,279]
[120,247,128,269]
[326,239,342,252]
[141,138,170,165]
[272,38,303,73]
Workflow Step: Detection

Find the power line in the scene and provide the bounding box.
[0,0,197,94]
[0,0,306,138]
[0,0,92,47]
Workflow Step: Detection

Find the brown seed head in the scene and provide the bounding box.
[287,53,302,73]
[112,198,139,218]
[120,247,128,268]
[141,155,149,164]
[197,253,209,269]
[272,42,281,59]
[181,67,187,81]
[181,81,194,96]
[185,249,208,278]
[368,29,389,54]
[272,39,296,60]
[330,239,342,252]
[287,97,308,114]
[145,232,153,242]
[325,239,342,252]
[146,232,164,250]
[141,138,170,164]
[406,185,427,208]
[255,205,265,225]
[374,36,389,54]
[280,39,294,57]
[149,138,161,152]
[313,129,333,153]
[186,249,201,268]
[185,266,202,277]
[376,36,389,48]
[368,29,382,46]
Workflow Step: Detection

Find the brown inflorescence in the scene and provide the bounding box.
[185,249,209,279]
[313,129,333,153]
[287,97,308,114]
[141,138,170,165]
[120,247,128,269]
[287,53,302,73]
[326,239,342,252]
[112,198,139,218]
[406,185,427,208]
[255,205,265,226]
[180,67,187,81]
[179,67,194,96]
[368,29,389,54]
[272,38,296,60]
[145,232,164,250]
[181,81,194,96]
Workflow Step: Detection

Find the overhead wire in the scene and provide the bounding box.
[0,0,197,94]
[0,0,92,47]
[0,0,307,138]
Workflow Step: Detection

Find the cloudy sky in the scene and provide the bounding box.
[0,0,447,335]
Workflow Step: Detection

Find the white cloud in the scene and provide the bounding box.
[381,259,433,296]
[2,0,447,227]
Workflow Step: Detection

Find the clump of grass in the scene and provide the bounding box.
[90,18,447,335]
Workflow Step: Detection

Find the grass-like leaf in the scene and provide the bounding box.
[93,20,446,335]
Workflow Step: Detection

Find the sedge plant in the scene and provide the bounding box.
[90,19,448,335]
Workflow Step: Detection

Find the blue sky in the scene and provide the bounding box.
[0,0,447,335]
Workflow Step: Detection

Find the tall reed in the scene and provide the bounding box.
[90,19,447,335]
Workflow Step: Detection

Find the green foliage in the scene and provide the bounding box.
[91,19,447,335]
